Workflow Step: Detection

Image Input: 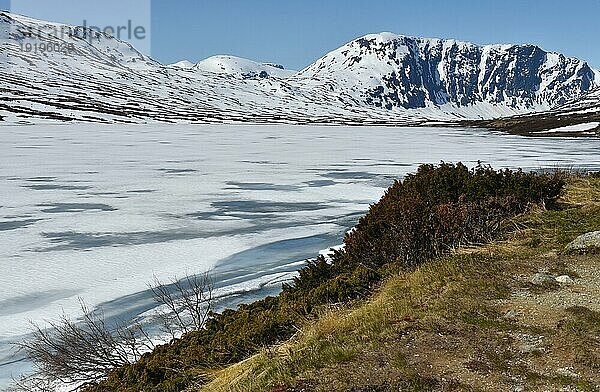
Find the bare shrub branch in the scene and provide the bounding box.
[13,272,213,390]
[14,299,154,389]
[6,374,56,392]
[150,272,213,340]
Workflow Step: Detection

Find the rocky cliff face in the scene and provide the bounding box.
[296,33,596,112]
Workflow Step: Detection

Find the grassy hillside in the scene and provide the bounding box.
[84,164,597,392]
[201,176,600,391]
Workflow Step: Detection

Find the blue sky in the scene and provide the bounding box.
[4,0,600,70]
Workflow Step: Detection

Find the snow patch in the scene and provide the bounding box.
[539,122,599,133]
[169,60,195,69]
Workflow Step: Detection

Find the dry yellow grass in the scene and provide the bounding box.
[562,176,600,207]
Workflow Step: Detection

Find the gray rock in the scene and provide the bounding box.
[514,333,544,354]
[504,310,521,320]
[531,272,555,285]
[566,231,600,253]
[557,367,579,378]
[555,275,574,284]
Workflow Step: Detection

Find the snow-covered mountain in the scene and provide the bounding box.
[1,12,598,125]
[193,55,296,78]
[168,56,296,78]
[296,33,596,116]
[2,12,412,125]
[554,86,600,116]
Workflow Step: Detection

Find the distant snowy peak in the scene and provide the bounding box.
[193,55,296,78]
[296,33,597,111]
[169,60,195,69]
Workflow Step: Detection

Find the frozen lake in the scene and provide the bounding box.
[1,123,599,385]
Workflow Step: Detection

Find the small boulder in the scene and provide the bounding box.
[555,275,574,284]
[557,367,579,378]
[504,310,521,320]
[531,272,555,285]
[565,231,600,254]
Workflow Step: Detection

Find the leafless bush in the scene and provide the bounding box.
[150,272,213,340]
[13,272,213,391]
[13,299,154,389]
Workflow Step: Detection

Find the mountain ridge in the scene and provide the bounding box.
[296,32,596,111]
[1,12,598,125]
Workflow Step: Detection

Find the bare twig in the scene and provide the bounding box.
[149,272,213,340]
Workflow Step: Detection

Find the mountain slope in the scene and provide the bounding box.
[1,12,597,125]
[294,33,596,115]
[465,87,600,136]
[0,12,420,125]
